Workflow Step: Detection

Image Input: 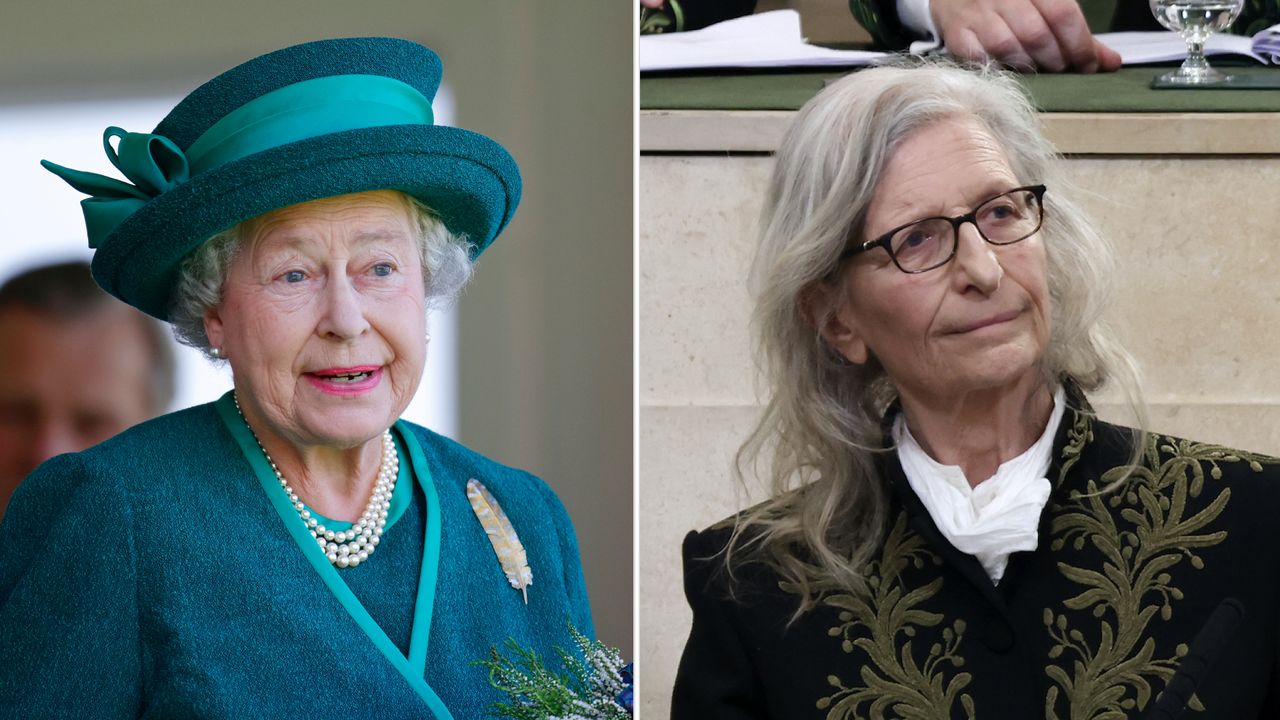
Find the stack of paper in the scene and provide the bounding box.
[1098,31,1260,64]
[639,10,886,72]
[1099,24,1280,65]
[1253,25,1280,62]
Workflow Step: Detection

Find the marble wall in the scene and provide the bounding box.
[639,150,1280,717]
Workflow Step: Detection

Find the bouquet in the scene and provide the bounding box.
[478,623,634,720]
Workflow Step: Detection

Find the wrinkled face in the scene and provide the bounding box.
[0,304,156,516]
[820,115,1052,402]
[206,190,427,452]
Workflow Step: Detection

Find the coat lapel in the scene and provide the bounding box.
[214,393,454,719]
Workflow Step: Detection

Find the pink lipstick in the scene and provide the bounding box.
[304,366,383,396]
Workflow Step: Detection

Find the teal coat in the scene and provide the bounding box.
[0,396,593,718]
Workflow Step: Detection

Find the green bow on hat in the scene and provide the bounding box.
[43,127,190,249]
[38,38,521,321]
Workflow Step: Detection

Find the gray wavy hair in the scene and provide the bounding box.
[169,193,474,358]
[730,60,1145,614]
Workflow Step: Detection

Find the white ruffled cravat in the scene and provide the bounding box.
[893,387,1065,585]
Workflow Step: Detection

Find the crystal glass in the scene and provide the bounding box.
[1150,0,1245,84]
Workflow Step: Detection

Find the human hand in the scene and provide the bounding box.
[930,0,1122,73]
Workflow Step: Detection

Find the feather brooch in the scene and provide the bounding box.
[467,478,533,604]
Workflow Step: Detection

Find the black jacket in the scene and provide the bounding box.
[673,392,1280,718]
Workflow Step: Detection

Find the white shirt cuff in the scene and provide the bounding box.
[896,0,944,53]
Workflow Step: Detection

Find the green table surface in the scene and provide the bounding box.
[641,66,1280,113]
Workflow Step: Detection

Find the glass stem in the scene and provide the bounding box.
[1182,37,1209,73]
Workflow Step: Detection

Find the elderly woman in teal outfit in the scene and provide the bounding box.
[0,38,591,718]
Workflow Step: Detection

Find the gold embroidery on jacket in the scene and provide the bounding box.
[1043,413,1270,719]
[811,512,975,719]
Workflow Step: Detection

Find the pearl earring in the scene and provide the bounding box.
[210,347,224,359]
[425,332,432,342]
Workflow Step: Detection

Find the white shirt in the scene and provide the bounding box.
[892,386,1065,584]
[895,0,945,54]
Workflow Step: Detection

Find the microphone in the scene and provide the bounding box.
[1143,598,1245,720]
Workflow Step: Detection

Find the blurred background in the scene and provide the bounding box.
[1,0,633,654]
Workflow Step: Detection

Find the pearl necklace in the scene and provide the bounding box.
[234,396,398,569]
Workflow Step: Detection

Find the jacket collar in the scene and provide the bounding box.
[879,378,1096,608]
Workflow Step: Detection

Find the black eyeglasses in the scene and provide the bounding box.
[841,185,1047,274]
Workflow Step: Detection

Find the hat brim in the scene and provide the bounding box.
[92,123,520,320]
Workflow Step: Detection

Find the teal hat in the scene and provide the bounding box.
[42,37,521,320]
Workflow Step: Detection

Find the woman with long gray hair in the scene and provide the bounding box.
[672,62,1280,719]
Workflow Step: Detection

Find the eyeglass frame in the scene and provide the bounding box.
[839,184,1048,274]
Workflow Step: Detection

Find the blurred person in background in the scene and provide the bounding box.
[640,0,757,34]
[638,0,1280,75]
[0,260,173,518]
[849,0,1280,73]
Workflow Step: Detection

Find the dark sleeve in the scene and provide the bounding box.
[1235,2,1280,36]
[1265,559,1280,716]
[641,0,760,35]
[670,529,769,720]
[847,0,916,51]
[0,453,142,718]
